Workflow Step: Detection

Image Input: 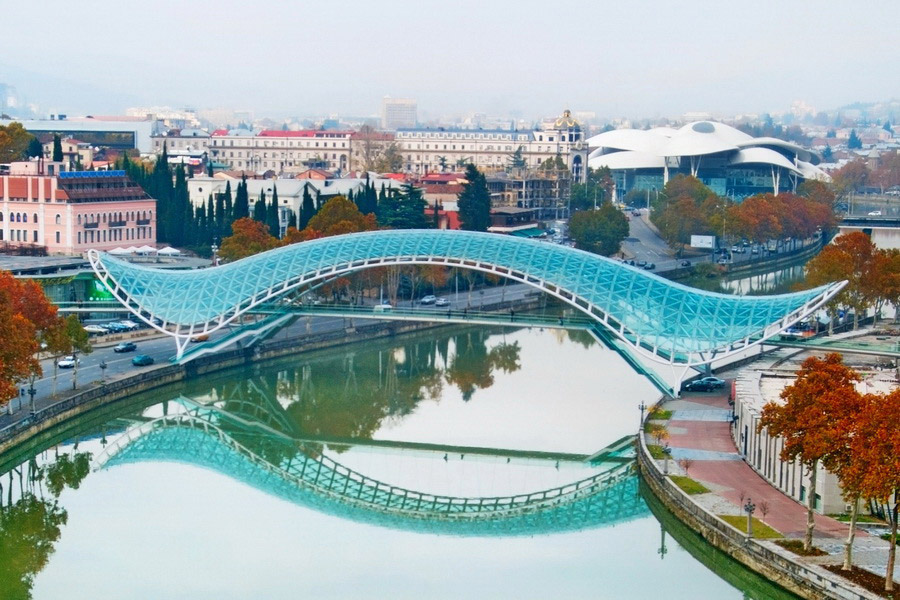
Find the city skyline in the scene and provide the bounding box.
[1,0,897,122]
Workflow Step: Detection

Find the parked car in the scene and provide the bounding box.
[682,380,715,392]
[632,210,641,217]
[434,297,449,307]
[117,320,140,330]
[420,295,437,305]
[132,354,155,366]
[84,324,109,335]
[680,260,692,267]
[113,342,137,353]
[868,210,883,216]
[695,376,726,389]
[636,260,647,268]
[373,303,393,312]
[643,262,656,270]
[57,355,78,369]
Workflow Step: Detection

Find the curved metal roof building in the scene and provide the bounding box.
[587,121,829,199]
[89,230,844,367]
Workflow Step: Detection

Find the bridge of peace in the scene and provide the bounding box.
[88,229,846,394]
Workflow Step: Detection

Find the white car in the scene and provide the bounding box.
[420,295,437,305]
[868,210,883,216]
[118,320,140,330]
[373,303,393,312]
[84,324,109,335]
[58,355,78,369]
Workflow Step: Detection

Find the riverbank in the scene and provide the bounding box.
[637,373,894,599]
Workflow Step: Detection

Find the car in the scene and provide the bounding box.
[419,295,437,305]
[84,324,109,335]
[434,297,449,307]
[750,247,759,254]
[680,260,692,267]
[57,355,78,369]
[103,322,128,333]
[190,334,210,343]
[373,303,393,312]
[682,380,715,392]
[643,262,656,270]
[132,354,155,366]
[717,257,730,264]
[632,210,641,217]
[696,376,726,389]
[636,260,647,268]
[731,245,740,253]
[117,320,140,330]
[113,342,137,353]
[868,210,883,216]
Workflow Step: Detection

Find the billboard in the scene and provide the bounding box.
[690,235,716,249]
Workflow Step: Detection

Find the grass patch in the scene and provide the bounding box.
[647,444,667,459]
[774,539,826,556]
[881,533,899,546]
[718,515,784,539]
[670,475,710,495]
[822,564,898,599]
[832,513,886,524]
[649,409,673,420]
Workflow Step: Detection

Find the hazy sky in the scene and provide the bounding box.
[2,0,897,120]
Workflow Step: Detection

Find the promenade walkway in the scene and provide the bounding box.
[651,385,897,583]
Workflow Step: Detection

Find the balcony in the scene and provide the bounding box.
[83,222,98,229]
[137,218,151,226]
[109,220,126,228]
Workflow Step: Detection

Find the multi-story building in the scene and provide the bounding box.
[394,110,588,182]
[0,161,156,255]
[486,171,572,217]
[42,138,94,169]
[0,115,157,152]
[207,129,353,174]
[382,97,417,130]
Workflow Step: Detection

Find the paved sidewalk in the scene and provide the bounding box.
[649,387,897,581]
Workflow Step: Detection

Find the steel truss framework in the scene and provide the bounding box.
[95,407,646,535]
[88,230,845,366]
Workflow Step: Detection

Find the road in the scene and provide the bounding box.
[5,282,541,419]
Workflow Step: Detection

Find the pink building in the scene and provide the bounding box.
[0,161,156,255]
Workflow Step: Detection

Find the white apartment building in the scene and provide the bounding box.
[382,97,417,130]
[206,129,353,174]
[394,110,588,182]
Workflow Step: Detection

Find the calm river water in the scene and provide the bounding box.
[1,325,797,599]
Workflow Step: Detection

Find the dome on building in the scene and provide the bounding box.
[554,109,581,130]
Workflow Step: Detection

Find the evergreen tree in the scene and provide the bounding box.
[26,137,42,159]
[151,146,173,242]
[357,179,377,215]
[299,184,316,229]
[267,185,280,237]
[848,129,863,150]
[215,191,225,240]
[457,164,492,231]
[222,181,233,236]
[233,175,250,220]
[206,194,216,244]
[52,134,63,162]
[207,161,214,176]
[253,190,267,222]
[377,182,428,229]
[172,164,190,245]
[287,209,297,230]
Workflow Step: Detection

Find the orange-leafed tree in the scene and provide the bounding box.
[806,232,877,330]
[304,196,376,238]
[846,389,900,592]
[219,217,279,262]
[757,353,861,552]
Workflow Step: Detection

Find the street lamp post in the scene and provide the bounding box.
[99,360,107,383]
[211,241,219,267]
[638,400,647,431]
[663,445,672,475]
[28,384,36,416]
[744,497,756,537]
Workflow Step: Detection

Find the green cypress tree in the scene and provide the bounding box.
[267,185,280,237]
[52,134,63,162]
[287,209,297,230]
[253,190,267,222]
[299,184,316,229]
[232,175,250,220]
[26,137,42,159]
[457,164,492,231]
[172,164,190,245]
[214,191,225,240]
[206,194,216,244]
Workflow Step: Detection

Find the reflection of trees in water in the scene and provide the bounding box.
[203,329,522,444]
[0,450,92,599]
[444,331,521,401]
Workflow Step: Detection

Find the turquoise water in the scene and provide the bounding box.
[0,326,797,599]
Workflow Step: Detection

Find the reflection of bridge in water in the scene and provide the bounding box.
[95,396,647,536]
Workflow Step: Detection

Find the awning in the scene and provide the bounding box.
[509,228,547,238]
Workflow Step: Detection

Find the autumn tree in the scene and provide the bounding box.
[845,389,900,592]
[805,232,877,330]
[651,175,718,252]
[831,159,869,198]
[303,196,376,238]
[0,122,35,163]
[219,217,279,261]
[757,353,861,552]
